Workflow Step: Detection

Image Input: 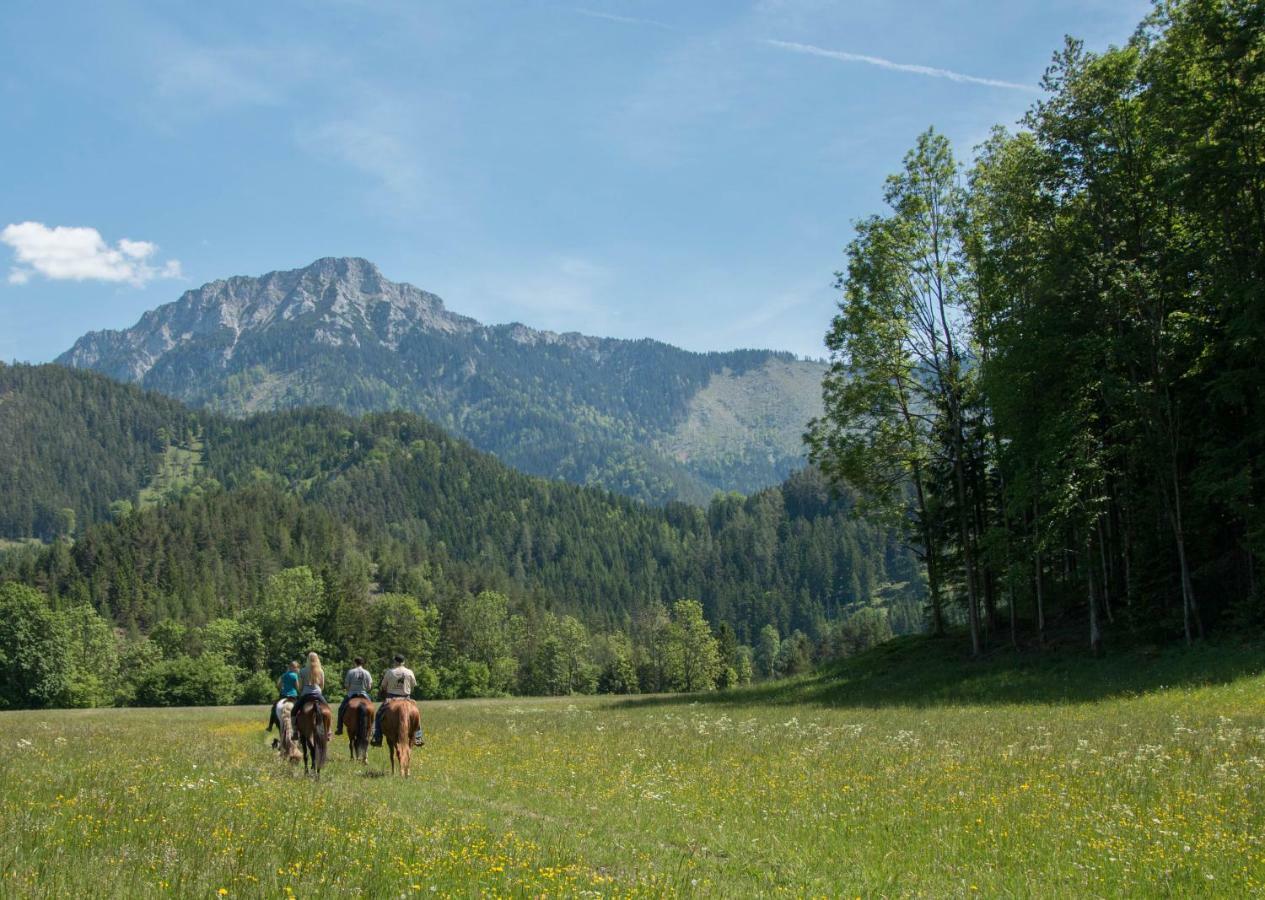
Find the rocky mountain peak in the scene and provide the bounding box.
[57,258,478,380]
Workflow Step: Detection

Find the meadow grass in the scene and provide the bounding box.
[2,637,1263,897]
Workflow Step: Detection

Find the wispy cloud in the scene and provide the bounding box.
[1,222,183,286]
[574,8,676,31]
[297,97,426,203]
[765,39,1038,92]
[453,255,618,335]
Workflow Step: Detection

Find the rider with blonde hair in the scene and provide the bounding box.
[291,650,328,730]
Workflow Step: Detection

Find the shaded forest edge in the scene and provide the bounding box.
[614,631,1265,711]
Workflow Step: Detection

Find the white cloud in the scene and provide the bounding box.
[765,39,1038,92]
[1,222,184,286]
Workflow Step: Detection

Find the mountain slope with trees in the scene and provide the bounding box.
[56,257,825,504]
[0,362,919,707]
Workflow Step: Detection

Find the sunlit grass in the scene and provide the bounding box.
[2,640,1263,897]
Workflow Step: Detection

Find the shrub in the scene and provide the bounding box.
[132,655,239,707]
[237,670,276,705]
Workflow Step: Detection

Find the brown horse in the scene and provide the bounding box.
[341,695,374,764]
[295,697,332,778]
[381,698,422,776]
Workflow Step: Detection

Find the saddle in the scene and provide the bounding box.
[294,694,328,717]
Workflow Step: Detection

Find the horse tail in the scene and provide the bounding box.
[315,705,329,770]
[357,703,370,750]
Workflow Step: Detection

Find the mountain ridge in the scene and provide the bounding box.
[58,257,825,503]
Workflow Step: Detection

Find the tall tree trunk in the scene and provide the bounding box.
[1096,517,1115,625]
[1087,535,1102,657]
[1033,496,1046,648]
[954,450,982,657]
[1166,430,1203,643]
[901,394,945,637]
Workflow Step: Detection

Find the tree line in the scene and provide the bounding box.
[808,0,1263,654]
[0,568,897,710]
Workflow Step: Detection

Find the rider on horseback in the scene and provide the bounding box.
[266,660,300,731]
[371,654,423,747]
[291,651,328,731]
[334,657,373,736]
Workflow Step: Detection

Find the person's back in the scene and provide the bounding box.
[267,661,301,732]
[292,652,328,731]
[344,665,373,697]
[335,659,374,735]
[381,664,416,698]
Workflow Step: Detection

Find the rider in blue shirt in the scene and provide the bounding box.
[266,660,301,731]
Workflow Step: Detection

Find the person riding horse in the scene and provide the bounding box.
[266,660,300,731]
[371,654,424,747]
[291,651,330,732]
[334,657,373,736]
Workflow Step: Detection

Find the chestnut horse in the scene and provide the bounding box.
[341,695,374,764]
[381,698,422,776]
[295,697,332,778]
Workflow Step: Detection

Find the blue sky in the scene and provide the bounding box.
[1,0,1150,363]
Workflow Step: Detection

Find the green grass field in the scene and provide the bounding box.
[2,638,1263,897]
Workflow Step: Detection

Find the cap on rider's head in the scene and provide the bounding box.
[393,654,405,664]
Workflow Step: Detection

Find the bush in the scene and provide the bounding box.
[415,664,440,700]
[237,670,276,705]
[0,582,71,709]
[456,659,491,698]
[132,655,240,707]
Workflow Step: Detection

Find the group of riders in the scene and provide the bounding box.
[266,651,424,747]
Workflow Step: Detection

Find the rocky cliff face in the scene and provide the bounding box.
[61,258,478,379]
[59,258,825,503]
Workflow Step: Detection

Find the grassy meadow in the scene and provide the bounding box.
[2,637,1263,898]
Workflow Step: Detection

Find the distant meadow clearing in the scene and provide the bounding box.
[2,642,1263,898]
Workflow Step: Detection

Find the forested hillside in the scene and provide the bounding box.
[57,257,825,504]
[0,363,919,707]
[809,0,1263,655]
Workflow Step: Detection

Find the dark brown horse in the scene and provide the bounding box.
[381,698,422,776]
[295,697,332,778]
[341,695,374,764]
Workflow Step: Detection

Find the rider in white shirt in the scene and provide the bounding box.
[371,654,423,746]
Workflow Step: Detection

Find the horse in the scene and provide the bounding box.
[381,698,422,776]
[272,697,301,764]
[295,696,332,778]
[341,695,374,764]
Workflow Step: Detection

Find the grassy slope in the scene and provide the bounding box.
[2,638,1263,897]
[658,358,825,493]
[137,437,205,509]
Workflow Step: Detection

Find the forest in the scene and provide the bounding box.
[0,363,916,708]
[3,0,1259,709]
[809,0,1263,655]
